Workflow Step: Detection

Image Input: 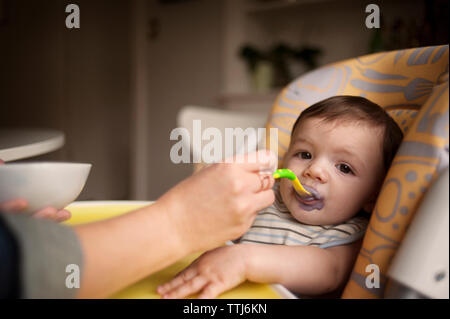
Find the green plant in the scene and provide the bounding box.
[239,45,269,72]
[239,43,322,87]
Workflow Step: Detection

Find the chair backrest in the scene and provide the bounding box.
[264,45,449,298]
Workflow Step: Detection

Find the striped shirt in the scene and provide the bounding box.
[239,184,368,249]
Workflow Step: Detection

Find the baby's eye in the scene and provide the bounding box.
[299,152,312,160]
[337,163,354,175]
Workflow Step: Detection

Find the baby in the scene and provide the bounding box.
[157,95,404,299]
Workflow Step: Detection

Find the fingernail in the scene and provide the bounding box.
[257,150,272,163]
[260,150,277,164]
[58,211,71,222]
[258,151,277,174]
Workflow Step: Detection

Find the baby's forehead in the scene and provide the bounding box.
[291,117,384,144]
[293,116,382,134]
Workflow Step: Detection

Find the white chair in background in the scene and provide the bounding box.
[177,105,269,165]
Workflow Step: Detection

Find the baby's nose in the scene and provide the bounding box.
[304,163,328,183]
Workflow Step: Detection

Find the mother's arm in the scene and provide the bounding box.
[75,154,276,298]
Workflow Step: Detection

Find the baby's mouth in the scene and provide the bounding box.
[293,185,324,211]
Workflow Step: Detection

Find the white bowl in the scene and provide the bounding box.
[0,162,91,213]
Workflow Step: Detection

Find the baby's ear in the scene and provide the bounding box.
[363,194,379,213]
[363,201,376,214]
[364,178,384,213]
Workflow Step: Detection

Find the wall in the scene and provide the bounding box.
[0,0,226,201]
[222,0,427,95]
[0,0,437,202]
[0,0,132,200]
[143,0,224,199]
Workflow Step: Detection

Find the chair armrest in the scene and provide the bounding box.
[386,167,449,298]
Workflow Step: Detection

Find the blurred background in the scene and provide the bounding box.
[0,0,448,201]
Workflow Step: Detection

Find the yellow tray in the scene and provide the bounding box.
[65,201,296,299]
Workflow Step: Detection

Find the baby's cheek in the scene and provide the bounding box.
[279,179,290,200]
[284,160,297,172]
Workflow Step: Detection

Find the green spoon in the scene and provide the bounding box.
[273,168,311,196]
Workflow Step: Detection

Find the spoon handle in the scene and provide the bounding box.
[273,169,311,196]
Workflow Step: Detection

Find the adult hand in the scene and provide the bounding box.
[68,150,276,298]
[0,198,72,222]
[0,159,71,222]
[157,150,276,254]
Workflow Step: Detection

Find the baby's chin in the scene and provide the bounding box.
[280,184,330,225]
[285,194,356,226]
[288,204,328,225]
[281,190,323,225]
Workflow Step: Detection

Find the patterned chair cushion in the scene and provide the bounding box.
[264,45,449,298]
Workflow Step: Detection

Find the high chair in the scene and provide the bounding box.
[178,45,448,298]
[264,45,449,298]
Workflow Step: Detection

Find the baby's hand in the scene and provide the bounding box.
[157,245,248,299]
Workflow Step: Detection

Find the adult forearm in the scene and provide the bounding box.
[244,244,340,295]
[73,153,277,298]
[74,201,187,298]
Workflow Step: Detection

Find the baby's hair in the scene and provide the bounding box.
[291,95,404,173]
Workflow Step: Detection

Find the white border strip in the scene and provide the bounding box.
[270,283,298,299]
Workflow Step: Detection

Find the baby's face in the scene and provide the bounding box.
[280,117,385,225]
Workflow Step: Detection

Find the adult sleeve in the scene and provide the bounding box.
[0,215,21,298]
[1,214,83,299]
